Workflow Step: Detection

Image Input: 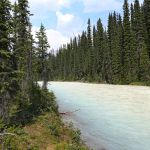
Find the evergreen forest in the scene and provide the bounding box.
[50,0,150,85]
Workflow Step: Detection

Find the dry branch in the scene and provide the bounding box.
[0,132,17,137]
[60,109,80,115]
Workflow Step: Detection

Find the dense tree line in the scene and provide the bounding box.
[0,0,52,124]
[51,0,150,85]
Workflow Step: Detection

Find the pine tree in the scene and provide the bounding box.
[130,2,138,82]
[103,30,112,83]
[14,0,33,106]
[12,2,18,71]
[27,24,34,83]
[96,18,104,81]
[36,24,50,90]
[87,19,93,79]
[143,0,150,58]
[108,12,122,83]
[134,0,150,81]
[77,34,85,79]
[107,13,113,83]
[72,37,78,79]
[117,14,124,83]
[92,25,97,79]
[0,0,16,121]
[123,0,132,83]
[80,31,88,78]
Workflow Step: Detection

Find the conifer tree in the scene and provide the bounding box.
[87,19,93,78]
[36,24,50,90]
[0,0,16,121]
[103,30,112,83]
[80,31,88,78]
[123,0,132,83]
[130,2,138,81]
[134,0,150,81]
[117,14,124,83]
[143,0,150,58]
[96,18,104,81]
[93,25,97,79]
[14,0,33,106]
[107,13,113,83]
[109,12,122,83]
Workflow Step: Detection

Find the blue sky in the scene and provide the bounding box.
[11,0,143,50]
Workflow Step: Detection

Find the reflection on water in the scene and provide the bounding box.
[48,82,150,150]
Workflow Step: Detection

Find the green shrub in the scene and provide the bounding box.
[130,82,147,86]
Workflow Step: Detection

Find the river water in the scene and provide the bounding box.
[47,82,150,150]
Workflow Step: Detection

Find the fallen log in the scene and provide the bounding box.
[60,109,80,115]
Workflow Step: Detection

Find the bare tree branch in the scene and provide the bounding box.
[60,109,80,115]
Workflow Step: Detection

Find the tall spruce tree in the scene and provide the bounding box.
[117,14,124,83]
[107,13,113,83]
[143,0,150,58]
[87,19,93,79]
[14,0,33,106]
[133,0,149,81]
[92,25,97,79]
[0,0,17,121]
[103,30,112,83]
[108,12,122,83]
[96,18,104,81]
[36,24,50,90]
[123,0,132,83]
[130,2,138,82]
[80,31,88,78]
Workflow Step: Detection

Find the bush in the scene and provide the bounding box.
[29,83,58,114]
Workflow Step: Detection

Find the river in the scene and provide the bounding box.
[47,82,150,150]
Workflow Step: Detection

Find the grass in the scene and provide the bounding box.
[0,112,89,150]
[129,82,149,86]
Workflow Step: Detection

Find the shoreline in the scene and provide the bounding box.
[0,87,89,150]
[48,80,150,88]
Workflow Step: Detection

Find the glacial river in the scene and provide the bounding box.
[47,82,150,150]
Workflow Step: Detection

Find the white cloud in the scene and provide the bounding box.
[56,11,84,37]
[10,0,72,11]
[46,29,69,50]
[82,0,122,13]
[56,11,74,27]
[82,0,144,13]
[48,11,83,50]
[58,0,71,8]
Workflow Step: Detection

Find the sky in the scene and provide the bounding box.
[10,0,143,50]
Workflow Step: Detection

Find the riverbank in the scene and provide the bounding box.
[49,80,150,87]
[2,112,88,150]
[0,87,89,150]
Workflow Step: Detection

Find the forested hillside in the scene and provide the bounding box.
[50,0,150,85]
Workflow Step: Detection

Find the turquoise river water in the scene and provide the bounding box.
[47,82,150,150]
